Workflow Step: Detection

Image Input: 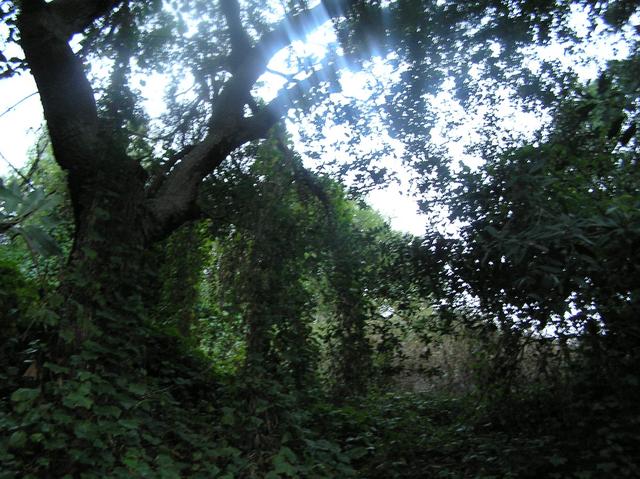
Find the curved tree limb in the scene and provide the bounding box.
[18,1,101,175]
[49,0,124,38]
[144,1,356,241]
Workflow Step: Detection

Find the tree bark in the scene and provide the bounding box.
[17,2,147,345]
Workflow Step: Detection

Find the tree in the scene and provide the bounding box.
[3,0,344,347]
[417,55,640,391]
[4,0,630,345]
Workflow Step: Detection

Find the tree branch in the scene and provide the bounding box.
[144,127,247,241]
[211,0,354,121]
[144,58,345,241]
[0,92,38,119]
[50,0,124,38]
[239,1,352,88]
[0,150,31,186]
[16,0,142,234]
[219,0,251,68]
[273,133,333,216]
[241,60,342,136]
[17,3,101,175]
[145,1,355,241]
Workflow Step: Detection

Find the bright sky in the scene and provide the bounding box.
[0,74,41,177]
[0,4,636,236]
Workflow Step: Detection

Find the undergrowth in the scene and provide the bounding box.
[1,263,638,478]
[322,385,640,479]
[0,316,354,478]
[3,312,639,478]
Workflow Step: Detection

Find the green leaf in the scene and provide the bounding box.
[74,421,98,440]
[62,384,93,410]
[272,447,298,477]
[0,182,22,211]
[346,447,369,460]
[10,388,40,403]
[93,405,122,418]
[52,410,73,425]
[8,431,27,449]
[117,419,140,430]
[19,225,62,257]
[127,383,147,396]
[211,447,240,458]
[221,407,235,425]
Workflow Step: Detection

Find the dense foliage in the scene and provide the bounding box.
[1,0,639,477]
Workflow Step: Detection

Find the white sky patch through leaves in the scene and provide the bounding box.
[0,5,637,236]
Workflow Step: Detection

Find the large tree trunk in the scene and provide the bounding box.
[17,2,160,349]
[56,148,150,347]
